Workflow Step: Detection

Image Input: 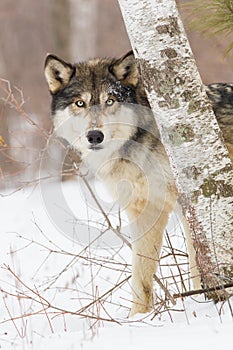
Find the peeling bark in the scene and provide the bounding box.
[118,0,233,297]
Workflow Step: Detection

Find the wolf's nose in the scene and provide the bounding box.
[87,130,104,145]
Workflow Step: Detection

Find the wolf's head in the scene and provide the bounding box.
[44,52,155,169]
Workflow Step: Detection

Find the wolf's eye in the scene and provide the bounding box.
[106,98,115,106]
[75,100,85,108]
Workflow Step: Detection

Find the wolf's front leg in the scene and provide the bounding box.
[128,209,171,317]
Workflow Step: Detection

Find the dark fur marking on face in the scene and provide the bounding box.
[107,81,136,103]
[131,128,160,150]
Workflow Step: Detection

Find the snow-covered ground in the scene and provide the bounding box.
[1,179,232,349]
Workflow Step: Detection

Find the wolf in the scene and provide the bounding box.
[44,51,233,316]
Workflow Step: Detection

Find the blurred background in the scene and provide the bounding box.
[1,0,233,188]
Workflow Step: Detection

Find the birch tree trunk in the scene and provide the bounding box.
[118,0,233,297]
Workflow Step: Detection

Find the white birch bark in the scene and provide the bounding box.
[118,0,233,296]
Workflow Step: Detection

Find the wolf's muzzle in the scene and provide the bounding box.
[87,130,104,146]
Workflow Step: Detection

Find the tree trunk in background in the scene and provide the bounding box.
[51,0,71,59]
[69,0,97,61]
[118,0,233,297]
[95,0,131,58]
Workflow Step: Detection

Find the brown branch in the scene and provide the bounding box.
[76,275,131,315]
[173,282,233,299]
[2,264,130,325]
[2,295,27,338]
[79,170,132,249]
[35,285,54,334]
[0,79,48,138]
[153,274,176,305]
[2,265,50,306]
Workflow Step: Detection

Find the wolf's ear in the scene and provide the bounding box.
[44,54,75,94]
[111,51,139,87]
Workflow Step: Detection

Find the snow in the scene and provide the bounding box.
[33,319,233,350]
[1,179,232,349]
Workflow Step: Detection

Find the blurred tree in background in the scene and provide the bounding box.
[184,0,233,54]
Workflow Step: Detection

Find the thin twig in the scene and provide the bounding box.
[79,170,132,249]
[76,275,131,315]
[153,274,176,305]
